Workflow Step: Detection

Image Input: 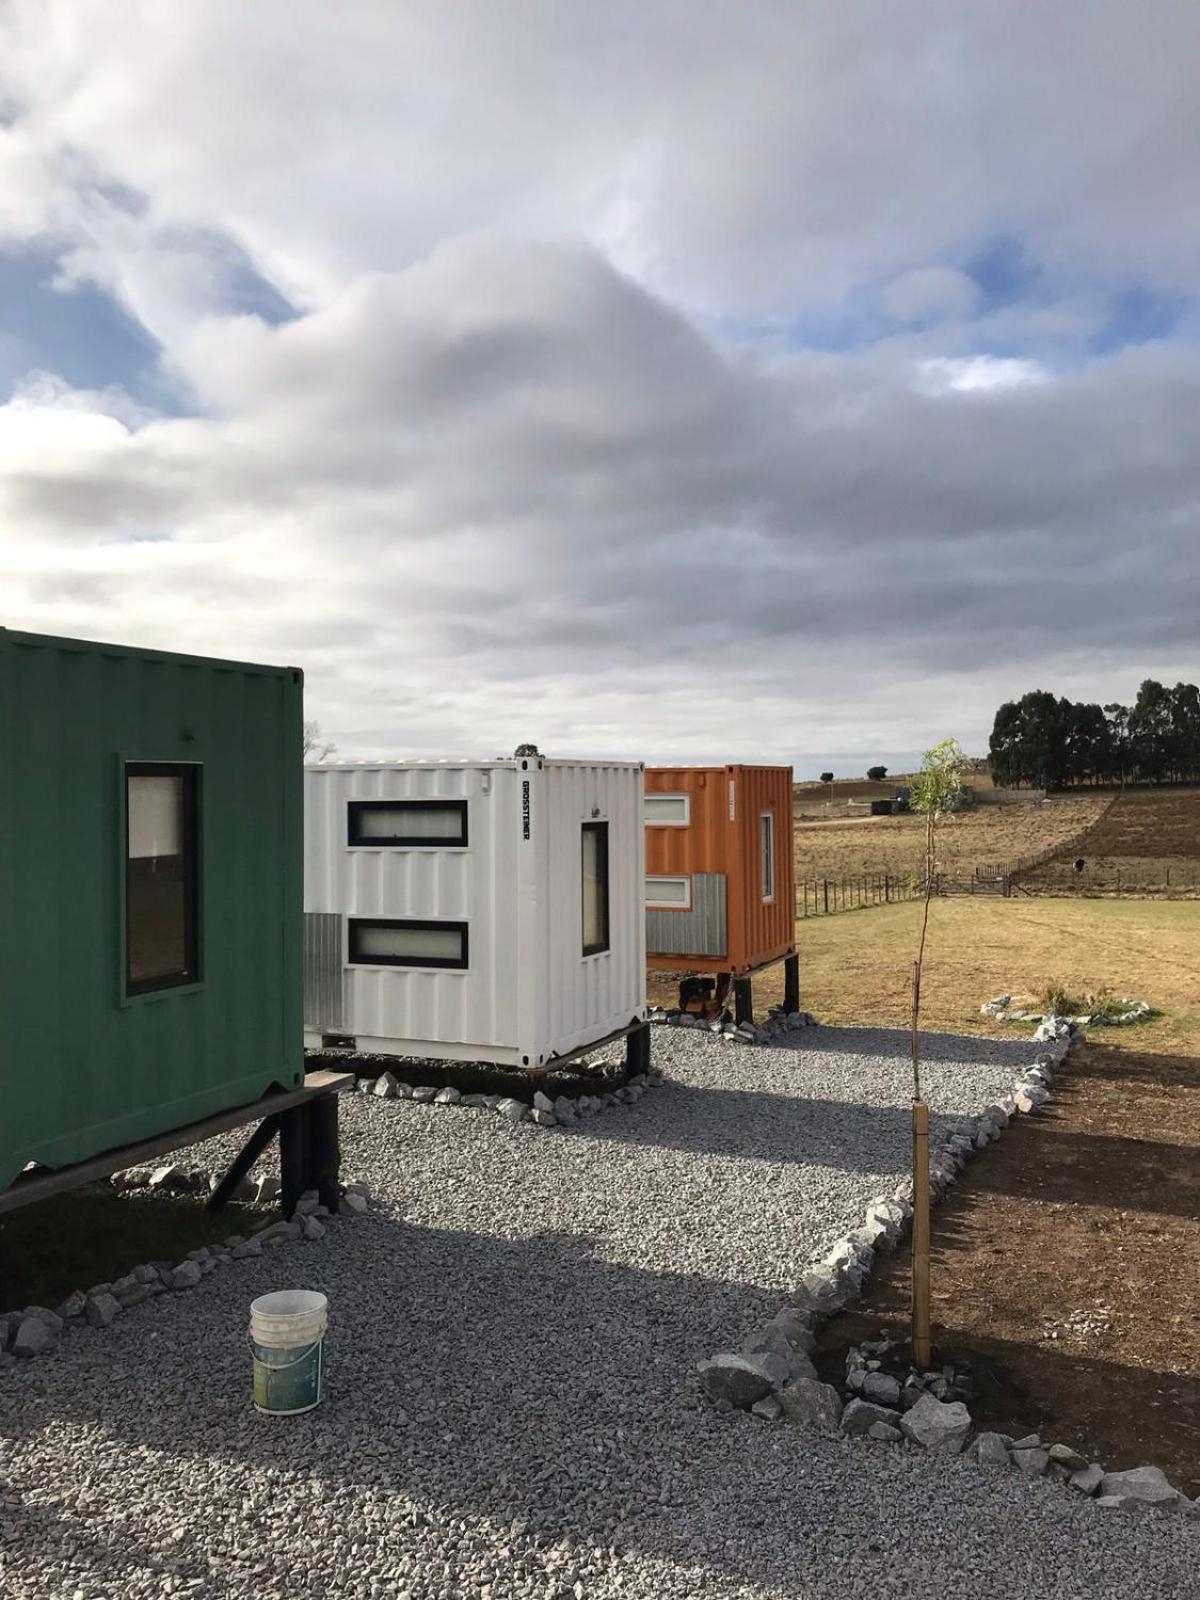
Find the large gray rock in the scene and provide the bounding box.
[166,1261,202,1290]
[862,1372,902,1406]
[85,1293,122,1328]
[55,1291,88,1323]
[1069,1463,1104,1496]
[1012,1446,1049,1477]
[433,1085,461,1105]
[532,1089,555,1113]
[777,1378,844,1432]
[841,1399,900,1437]
[12,1316,55,1358]
[530,1108,557,1127]
[1098,1466,1186,1507]
[697,1353,783,1411]
[374,1071,399,1098]
[411,1084,438,1103]
[148,1163,189,1191]
[900,1393,972,1455]
[867,1420,903,1442]
[968,1431,1011,1467]
[21,1305,64,1335]
[497,1097,527,1124]
[1048,1443,1088,1472]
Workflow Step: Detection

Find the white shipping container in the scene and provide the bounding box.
[304,756,647,1068]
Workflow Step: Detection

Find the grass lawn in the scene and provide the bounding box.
[753,896,1200,1058]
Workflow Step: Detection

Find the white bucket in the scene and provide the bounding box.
[249,1290,328,1416]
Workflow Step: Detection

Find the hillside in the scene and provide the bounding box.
[1017,787,1200,893]
[793,791,1108,883]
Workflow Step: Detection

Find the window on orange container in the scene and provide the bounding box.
[646,875,691,910]
[582,821,610,955]
[644,793,689,826]
[760,811,775,901]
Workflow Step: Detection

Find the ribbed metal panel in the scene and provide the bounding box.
[645,765,794,973]
[303,913,344,1031]
[0,628,303,1195]
[304,759,645,1067]
[646,873,726,957]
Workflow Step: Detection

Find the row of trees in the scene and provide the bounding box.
[989,680,1200,789]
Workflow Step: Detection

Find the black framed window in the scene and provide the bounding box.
[581,821,610,956]
[125,762,201,996]
[348,917,469,970]
[347,799,468,847]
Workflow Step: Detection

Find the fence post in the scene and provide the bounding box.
[823,879,829,914]
[885,874,890,903]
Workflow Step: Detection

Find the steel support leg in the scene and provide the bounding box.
[279,1105,308,1219]
[733,977,754,1026]
[305,1093,342,1211]
[625,1021,651,1078]
[783,952,800,1013]
[206,1113,281,1212]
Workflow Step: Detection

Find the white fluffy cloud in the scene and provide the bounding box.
[0,3,1198,765]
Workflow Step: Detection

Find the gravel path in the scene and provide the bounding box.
[2,1026,1197,1599]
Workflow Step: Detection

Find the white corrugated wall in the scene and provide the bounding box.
[304,763,519,1056]
[304,758,645,1067]
[534,761,646,1063]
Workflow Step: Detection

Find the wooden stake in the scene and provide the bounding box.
[911,1096,932,1368]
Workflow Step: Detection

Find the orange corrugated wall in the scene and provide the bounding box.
[645,765,795,973]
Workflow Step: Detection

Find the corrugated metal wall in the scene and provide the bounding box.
[303,760,645,1066]
[536,762,646,1064]
[644,764,794,974]
[728,764,796,973]
[646,873,726,957]
[303,913,344,1030]
[305,763,518,1056]
[0,629,303,1194]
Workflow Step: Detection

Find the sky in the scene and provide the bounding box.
[1,2,1198,777]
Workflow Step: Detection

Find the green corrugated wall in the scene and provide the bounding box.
[0,629,303,1193]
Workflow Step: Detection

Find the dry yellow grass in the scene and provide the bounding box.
[760,897,1199,1057]
[792,792,1110,882]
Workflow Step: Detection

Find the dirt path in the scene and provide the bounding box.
[816,1040,1200,1495]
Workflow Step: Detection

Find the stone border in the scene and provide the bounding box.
[981,993,1153,1028]
[649,1006,819,1046]
[695,1016,1200,1519]
[356,1063,666,1127]
[0,1182,374,1366]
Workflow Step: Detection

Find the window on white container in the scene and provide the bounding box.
[644,793,689,826]
[646,875,691,910]
[582,821,610,956]
[760,811,776,902]
[348,918,468,970]
[348,799,468,847]
[125,763,201,996]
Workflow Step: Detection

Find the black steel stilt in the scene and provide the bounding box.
[733,977,754,1026]
[206,1113,281,1212]
[783,952,800,1013]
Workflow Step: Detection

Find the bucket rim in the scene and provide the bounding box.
[250,1289,328,1321]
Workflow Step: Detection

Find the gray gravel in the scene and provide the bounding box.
[2,1025,1196,1599]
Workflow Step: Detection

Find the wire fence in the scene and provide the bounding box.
[796,874,923,917]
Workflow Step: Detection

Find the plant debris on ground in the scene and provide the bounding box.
[815,1041,1200,1497]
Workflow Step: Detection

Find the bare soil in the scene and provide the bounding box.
[816,1041,1200,1495]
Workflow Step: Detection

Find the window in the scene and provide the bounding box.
[125,763,200,996]
[646,875,691,910]
[348,917,468,970]
[581,821,610,955]
[348,799,468,847]
[644,793,689,826]
[760,811,776,902]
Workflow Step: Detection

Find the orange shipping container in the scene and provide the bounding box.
[644,766,796,1011]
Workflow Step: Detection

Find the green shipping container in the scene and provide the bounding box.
[0,629,304,1195]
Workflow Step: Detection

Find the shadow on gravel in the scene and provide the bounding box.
[771,1026,1041,1071]
[557,1087,974,1172]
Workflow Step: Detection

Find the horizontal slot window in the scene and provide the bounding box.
[348,917,468,970]
[644,793,690,826]
[348,799,468,847]
[646,875,691,910]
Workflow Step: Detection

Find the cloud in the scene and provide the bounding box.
[2,238,1198,762]
[0,5,1198,765]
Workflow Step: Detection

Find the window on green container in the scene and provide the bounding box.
[582,820,610,956]
[126,763,201,995]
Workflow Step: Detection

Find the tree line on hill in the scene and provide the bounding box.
[989,680,1200,789]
